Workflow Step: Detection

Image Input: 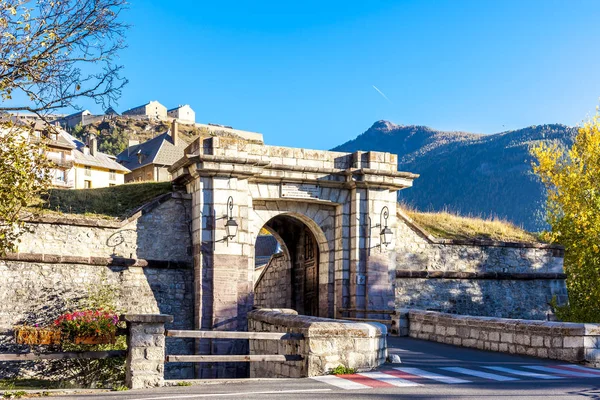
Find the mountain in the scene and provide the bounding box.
[332,121,578,232]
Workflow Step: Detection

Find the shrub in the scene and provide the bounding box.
[328,366,356,375]
[54,309,118,341]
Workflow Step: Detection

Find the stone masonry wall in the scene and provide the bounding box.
[403,310,600,367]
[394,211,567,319]
[0,195,195,380]
[254,253,292,309]
[0,261,195,379]
[16,194,191,262]
[248,308,387,378]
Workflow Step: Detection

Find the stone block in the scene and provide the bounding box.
[531,335,544,347]
[501,332,514,343]
[563,336,584,348]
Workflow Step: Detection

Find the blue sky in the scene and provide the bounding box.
[91,1,600,148]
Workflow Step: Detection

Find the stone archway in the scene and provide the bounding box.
[170,136,418,335]
[253,214,327,316]
[249,204,334,318]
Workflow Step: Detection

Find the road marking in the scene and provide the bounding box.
[441,367,519,381]
[393,367,471,384]
[311,375,371,390]
[555,364,600,375]
[525,365,600,378]
[358,371,422,387]
[483,366,563,380]
[335,373,395,388]
[134,388,332,399]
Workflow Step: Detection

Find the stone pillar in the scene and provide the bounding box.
[123,314,173,389]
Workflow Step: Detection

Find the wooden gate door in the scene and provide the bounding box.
[303,228,319,316]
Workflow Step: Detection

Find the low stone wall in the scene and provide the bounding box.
[399,309,600,367]
[254,253,292,309]
[248,308,387,377]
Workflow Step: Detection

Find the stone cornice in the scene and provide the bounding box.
[172,153,418,191]
[396,270,567,280]
[396,208,564,252]
[0,252,192,269]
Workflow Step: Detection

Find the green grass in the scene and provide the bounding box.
[0,379,77,390]
[403,206,542,243]
[28,182,173,219]
[328,366,356,375]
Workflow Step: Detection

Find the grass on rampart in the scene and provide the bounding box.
[28,182,173,219]
[402,206,541,243]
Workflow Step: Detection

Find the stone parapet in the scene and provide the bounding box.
[248,308,387,377]
[399,309,600,368]
[123,314,173,389]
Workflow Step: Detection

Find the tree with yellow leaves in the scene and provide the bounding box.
[531,113,600,322]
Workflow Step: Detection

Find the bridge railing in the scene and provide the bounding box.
[165,330,304,363]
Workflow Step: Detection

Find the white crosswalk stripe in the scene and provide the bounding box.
[524,365,600,378]
[393,367,472,384]
[312,364,599,391]
[483,366,563,379]
[311,375,371,390]
[441,367,520,381]
[358,371,422,387]
[557,364,600,375]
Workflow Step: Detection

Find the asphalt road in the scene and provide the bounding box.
[28,337,600,399]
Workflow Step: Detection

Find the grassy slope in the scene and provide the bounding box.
[28,182,173,219]
[404,207,541,243]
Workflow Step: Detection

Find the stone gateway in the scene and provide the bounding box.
[0,134,567,380]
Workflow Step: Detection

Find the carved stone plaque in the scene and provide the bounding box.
[281,183,321,199]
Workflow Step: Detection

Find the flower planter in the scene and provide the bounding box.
[15,327,61,345]
[73,332,116,345]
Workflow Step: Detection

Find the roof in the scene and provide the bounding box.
[105,106,119,115]
[7,118,76,150]
[116,131,187,171]
[46,129,76,150]
[168,104,192,112]
[61,110,91,119]
[62,131,130,173]
[122,100,164,114]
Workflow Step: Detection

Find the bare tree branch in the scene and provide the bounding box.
[0,0,129,118]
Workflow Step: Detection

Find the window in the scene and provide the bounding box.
[109,169,116,181]
[84,180,92,189]
[84,166,91,176]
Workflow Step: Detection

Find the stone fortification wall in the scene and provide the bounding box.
[400,310,600,367]
[15,193,191,262]
[0,194,194,379]
[394,211,567,319]
[248,308,387,378]
[254,253,292,309]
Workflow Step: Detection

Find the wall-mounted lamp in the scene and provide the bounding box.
[224,196,238,242]
[379,206,393,248]
[367,206,394,252]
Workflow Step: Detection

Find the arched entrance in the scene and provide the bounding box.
[253,214,321,316]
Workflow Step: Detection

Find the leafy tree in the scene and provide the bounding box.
[0,121,51,255]
[531,113,600,322]
[99,126,128,155]
[72,123,85,141]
